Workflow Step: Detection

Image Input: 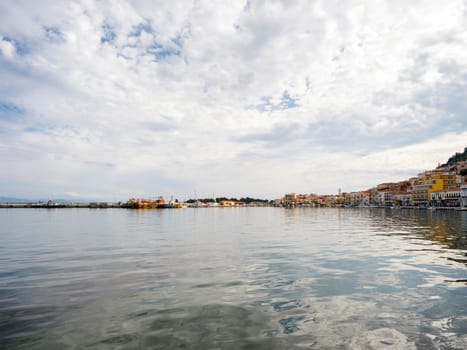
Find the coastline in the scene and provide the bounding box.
[1,203,465,210]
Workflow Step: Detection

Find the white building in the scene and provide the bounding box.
[393,193,411,207]
[461,184,467,208]
[431,188,462,207]
[378,191,394,206]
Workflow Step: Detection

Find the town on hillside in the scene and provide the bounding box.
[2,148,467,210]
[277,147,467,210]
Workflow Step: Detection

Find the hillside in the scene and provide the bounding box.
[439,147,467,168]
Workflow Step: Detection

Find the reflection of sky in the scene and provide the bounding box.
[1,208,467,348]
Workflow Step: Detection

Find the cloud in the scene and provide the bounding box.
[0,0,467,199]
[0,36,16,59]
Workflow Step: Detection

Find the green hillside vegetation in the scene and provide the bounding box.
[186,197,269,204]
[439,147,467,168]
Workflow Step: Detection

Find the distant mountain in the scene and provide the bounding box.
[439,147,467,168]
[0,197,31,203]
[0,197,99,203]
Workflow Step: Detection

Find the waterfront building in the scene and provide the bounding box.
[219,200,244,207]
[411,170,457,206]
[361,190,371,206]
[334,193,344,206]
[374,181,412,206]
[284,193,298,206]
[457,175,465,184]
[345,192,361,206]
[430,188,461,207]
[377,191,394,206]
[319,195,337,207]
[342,190,370,207]
[297,193,318,206]
[369,187,378,206]
[461,184,467,208]
[282,193,320,207]
[273,198,284,206]
[412,181,430,206]
[393,192,412,207]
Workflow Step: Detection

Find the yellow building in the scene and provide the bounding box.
[412,170,457,206]
[284,193,298,206]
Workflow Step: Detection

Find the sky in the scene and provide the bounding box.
[1,0,467,201]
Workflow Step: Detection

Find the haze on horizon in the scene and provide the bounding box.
[1,0,467,201]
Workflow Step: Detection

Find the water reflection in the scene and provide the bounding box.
[125,304,281,349]
[331,208,467,251]
[0,208,466,349]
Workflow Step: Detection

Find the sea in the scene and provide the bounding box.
[1,207,466,349]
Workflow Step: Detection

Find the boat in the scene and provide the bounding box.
[125,196,181,209]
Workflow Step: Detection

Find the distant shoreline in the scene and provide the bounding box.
[0,202,123,209]
[1,203,466,211]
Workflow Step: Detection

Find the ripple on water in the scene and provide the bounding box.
[349,328,417,349]
[0,208,466,349]
[119,304,290,350]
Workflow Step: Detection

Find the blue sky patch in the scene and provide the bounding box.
[172,33,183,48]
[1,36,29,55]
[171,29,189,48]
[279,91,298,109]
[149,47,181,60]
[145,37,182,61]
[44,26,64,43]
[255,90,299,112]
[101,23,117,44]
[130,21,154,37]
[0,101,24,115]
[23,127,41,133]
[119,21,184,61]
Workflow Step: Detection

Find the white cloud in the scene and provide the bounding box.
[0,0,466,199]
[0,36,16,59]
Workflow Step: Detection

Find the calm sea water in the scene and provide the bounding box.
[1,207,467,349]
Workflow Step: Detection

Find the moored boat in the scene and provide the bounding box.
[125,196,182,209]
